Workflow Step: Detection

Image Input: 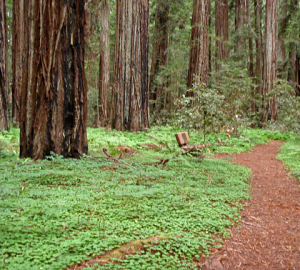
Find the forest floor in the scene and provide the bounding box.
[203,140,300,270]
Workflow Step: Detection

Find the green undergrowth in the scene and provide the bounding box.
[0,127,254,270]
[278,138,300,182]
[0,127,296,269]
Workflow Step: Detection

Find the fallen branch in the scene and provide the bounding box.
[159,146,200,165]
[103,148,137,170]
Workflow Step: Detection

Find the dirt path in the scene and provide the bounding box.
[204,140,300,270]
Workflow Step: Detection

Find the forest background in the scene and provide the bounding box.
[1,0,299,141]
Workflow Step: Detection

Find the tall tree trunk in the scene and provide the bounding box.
[110,0,150,131]
[208,1,212,74]
[149,0,169,111]
[277,0,287,79]
[247,0,255,121]
[187,0,209,94]
[262,0,278,122]
[215,0,229,70]
[20,0,88,160]
[98,1,110,126]
[12,0,24,125]
[235,0,247,53]
[0,0,9,131]
[254,0,263,114]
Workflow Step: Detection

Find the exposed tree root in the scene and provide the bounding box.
[65,235,166,269]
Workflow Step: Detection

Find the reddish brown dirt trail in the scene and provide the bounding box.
[204,140,300,270]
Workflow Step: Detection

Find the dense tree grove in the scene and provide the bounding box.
[0,0,299,158]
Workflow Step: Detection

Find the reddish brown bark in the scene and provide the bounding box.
[215,0,229,70]
[98,1,110,126]
[149,1,169,111]
[187,0,209,94]
[20,0,88,159]
[12,0,24,125]
[0,0,9,131]
[262,0,278,122]
[110,0,150,131]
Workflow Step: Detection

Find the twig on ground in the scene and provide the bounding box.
[242,221,267,229]
[158,146,198,165]
[103,148,137,170]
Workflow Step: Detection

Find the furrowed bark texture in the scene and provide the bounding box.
[111,0,150,131]
[187,0,209,93]
[215,0,229,69]
[12,0,24,125]
[98,1,110,126]
[0,0,9,131]
[20,0,88,159]
[262,0,278,122]
[149,0,169,111]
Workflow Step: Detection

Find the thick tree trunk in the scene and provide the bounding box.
[20,0,88,160]
[0,0,9,131]
[215,0,229,70]
[12,0,24,125]
[149,1,169,111]
[111,0,150,131]
[187,0,209,94]
[98,1,110,126]
[262,0,278,122]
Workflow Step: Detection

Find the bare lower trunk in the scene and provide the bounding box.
[149,1,169,111]
[208,1,212,73]
[20,0,88,159]
[111,0,150,131]
[262,0,278,122]
[247,0,255,122]
[98,1,110,126]
[235,0,247,53]
[187,0,209,94]
[215,0,229,70]
[12,0,24,125]
[277,0,287,79]
[0,0,9,131]
[254,0,263,114]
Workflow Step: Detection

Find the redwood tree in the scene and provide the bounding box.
[20,0,88,159]
[12,0,24,125]
[215,0,229,69]
[98,0,110,126]
[149,0,170,111]
[0,0,9,131]
[254,0,263,100]
[110,0,150,131]
[187,0,209,93]
[262,0,278,122]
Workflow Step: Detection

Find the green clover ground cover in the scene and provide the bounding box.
[0,127,294,269]
[278,137,300,182]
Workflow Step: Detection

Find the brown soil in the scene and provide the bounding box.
[204,140,300,270]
